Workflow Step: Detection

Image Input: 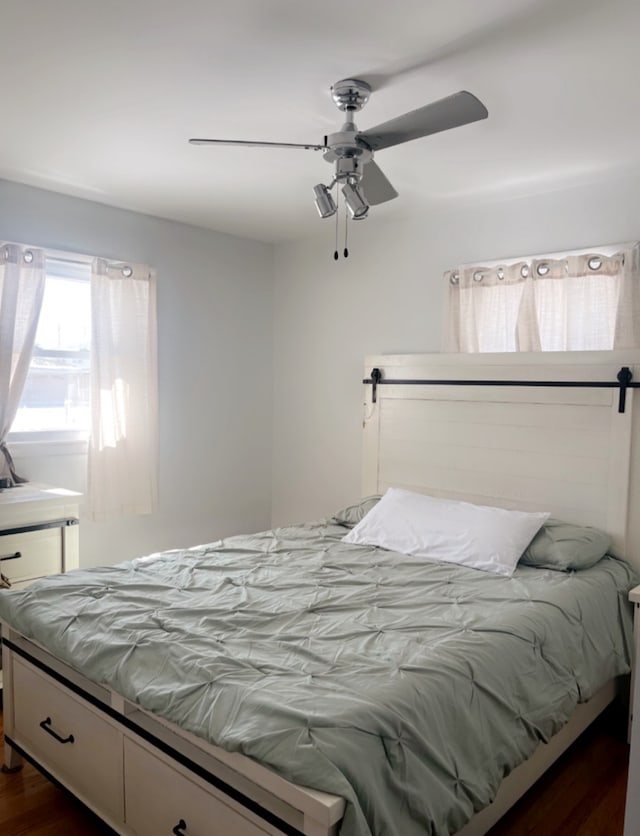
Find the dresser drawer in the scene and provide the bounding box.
[12,656,124,822]
[0,527,63,584]
[124,737,271,836]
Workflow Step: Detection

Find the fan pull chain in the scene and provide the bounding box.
[344,207,349,258]
[334,187,339,261]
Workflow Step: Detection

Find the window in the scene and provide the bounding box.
[9,257,91,441]
[2,242,157,518]
[444,243,640,353]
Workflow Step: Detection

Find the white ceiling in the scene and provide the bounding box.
[3,0,640,244]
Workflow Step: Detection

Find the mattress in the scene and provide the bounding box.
[0,517,636,836]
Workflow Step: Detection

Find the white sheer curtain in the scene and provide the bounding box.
[613,244,640,348]
[88,258,158,521]
[0,243,46,484]
[445,244,640,352]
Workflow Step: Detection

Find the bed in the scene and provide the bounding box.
[2,350,640,836]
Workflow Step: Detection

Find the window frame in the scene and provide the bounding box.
[7,250,92,453]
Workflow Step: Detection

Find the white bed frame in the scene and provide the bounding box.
[362,349,640,834]
[3,350,640,836]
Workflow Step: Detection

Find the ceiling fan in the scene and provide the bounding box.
[190,78,488,224]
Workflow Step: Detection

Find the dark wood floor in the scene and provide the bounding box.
[488,704,629,836]
[0,704,630,835]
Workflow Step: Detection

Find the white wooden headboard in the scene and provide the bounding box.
[362,350,640,571]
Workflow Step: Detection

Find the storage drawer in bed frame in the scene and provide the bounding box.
[1,627,344,836]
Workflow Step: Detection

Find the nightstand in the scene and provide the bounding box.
[624,585,640,835]
[0,482,81,693]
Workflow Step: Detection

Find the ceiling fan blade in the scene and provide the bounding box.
[189,138,324,151]
[360,160,398,205]
[357,91,488,152]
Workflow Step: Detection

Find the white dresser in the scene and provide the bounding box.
[0,482,81,692]
[0,482,80,587]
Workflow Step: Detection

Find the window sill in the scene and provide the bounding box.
[7,438,88,458]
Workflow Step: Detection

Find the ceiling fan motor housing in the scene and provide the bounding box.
[323,126,373,166]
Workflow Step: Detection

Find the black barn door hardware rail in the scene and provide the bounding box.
[363,365,640,413]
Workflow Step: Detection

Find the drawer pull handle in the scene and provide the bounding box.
[172,820,187,835]
[0,551,21,562]
[39,717,75,745]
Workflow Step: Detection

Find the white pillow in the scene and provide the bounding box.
[342,488,549,577]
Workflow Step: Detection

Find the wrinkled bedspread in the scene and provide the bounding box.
[0,519,636,835]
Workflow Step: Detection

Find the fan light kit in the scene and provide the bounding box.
[190,79,488,259]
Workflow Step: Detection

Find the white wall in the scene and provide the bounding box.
[4,169,639,548]
[271,171,640,526]
[0,179,274,568]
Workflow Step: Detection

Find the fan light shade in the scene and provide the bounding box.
[313,184,337,218]
[342,182,369,219]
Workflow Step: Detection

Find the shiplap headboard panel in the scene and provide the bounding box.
[362,351,640,571]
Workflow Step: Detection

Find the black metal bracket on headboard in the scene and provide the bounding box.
[364,365,640,413]
[617,366,634,413]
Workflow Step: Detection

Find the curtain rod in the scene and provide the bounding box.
[453,240,638,271]
[2,239,132,268]
[363,366,639,413]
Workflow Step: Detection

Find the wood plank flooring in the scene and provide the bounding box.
[0,704,630,835]
[489,704,629,836]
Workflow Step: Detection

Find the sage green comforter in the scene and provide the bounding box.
[0,518,636,835]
